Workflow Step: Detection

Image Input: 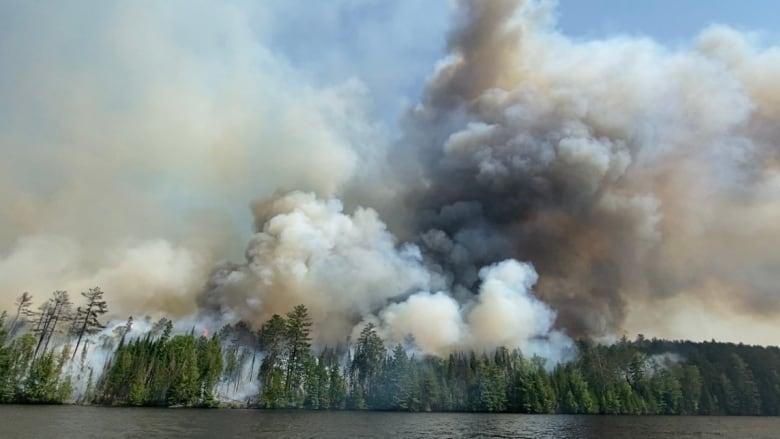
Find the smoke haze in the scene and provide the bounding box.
[2,0,780,355]
[0,0,402,317]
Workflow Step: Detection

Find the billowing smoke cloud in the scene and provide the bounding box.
[199,191,435,344]
[200,191,573,359]
[367,259,574,361]
[0,1,420,318]
[3,0,780,357]
[386,0,780,338]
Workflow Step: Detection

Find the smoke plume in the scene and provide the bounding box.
[3,0,780,357]
[199,191,572,359]
[0,1,385,318]
[199,191,435,345]
[387,0,780,339]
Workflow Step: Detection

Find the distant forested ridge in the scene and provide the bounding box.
[1,292,779,415]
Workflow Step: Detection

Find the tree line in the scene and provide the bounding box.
[2,294,780,414]
[0,289,109,403]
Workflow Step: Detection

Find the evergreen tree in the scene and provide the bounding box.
[10,292,34,336]
[726,353,761,415]
[71,287,108,360]
[167,335,200,406]
[351,323,385,407]
[283,305,312,407]
[197,335,223,406]
[258,314,286,407]
[33,291,72,358]
[328,365,347,409]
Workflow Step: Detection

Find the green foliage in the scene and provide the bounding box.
[198,335,223,406]
[71,287,108,360]
[3,300,780,413]
[328,364,347,409]
[0,333,36,402]
[97,331,224,407]
[284,305,313,407]
[258,314,287,407]
[351,323,385,406]
[22,349,71,403]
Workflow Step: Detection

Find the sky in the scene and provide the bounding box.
[557,0,780,42]
[237,1,780,134]
[1,0,779,348]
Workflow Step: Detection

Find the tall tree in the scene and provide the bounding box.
[10,292,33,336]
[34,291,71,358]
[351,323,385,406]
[726,353,761,415]
[71,287,108,359]
[284,304,312,406]
[197,335,223,406]
[258,314,287,407]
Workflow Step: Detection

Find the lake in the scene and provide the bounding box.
[1,406,778,438]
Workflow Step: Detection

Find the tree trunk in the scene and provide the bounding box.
[72,305,92,360]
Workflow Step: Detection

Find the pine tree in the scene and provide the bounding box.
[33,291,72,358]
[10,292,33,336]
[283,305,312,407]
[258,314,286,407]
[328,365,347,409]
[71,287,108,360]
[351,323,385,407]
[197,334,223,406]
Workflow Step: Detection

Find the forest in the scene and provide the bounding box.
[1,290,779,415]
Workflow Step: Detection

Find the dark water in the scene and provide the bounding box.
[1,406,779,438]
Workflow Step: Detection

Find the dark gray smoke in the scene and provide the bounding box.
[390,0,780,337]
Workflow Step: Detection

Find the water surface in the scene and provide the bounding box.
[1,406,778,438]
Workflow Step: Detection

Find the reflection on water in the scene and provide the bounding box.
[1,405,778,439]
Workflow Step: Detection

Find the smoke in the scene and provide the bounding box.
[199,191,573,360]
[367,259,574,361]
[0,236,209,317]
[3,0,780,360]
[199,191,436,345]
[0,1,393,318]
[386,0,780,339]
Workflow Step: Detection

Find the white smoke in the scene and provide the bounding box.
[368,259,574,362]
[0,1,388,319]
[0,236,210,318]
[201,191,436,345]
